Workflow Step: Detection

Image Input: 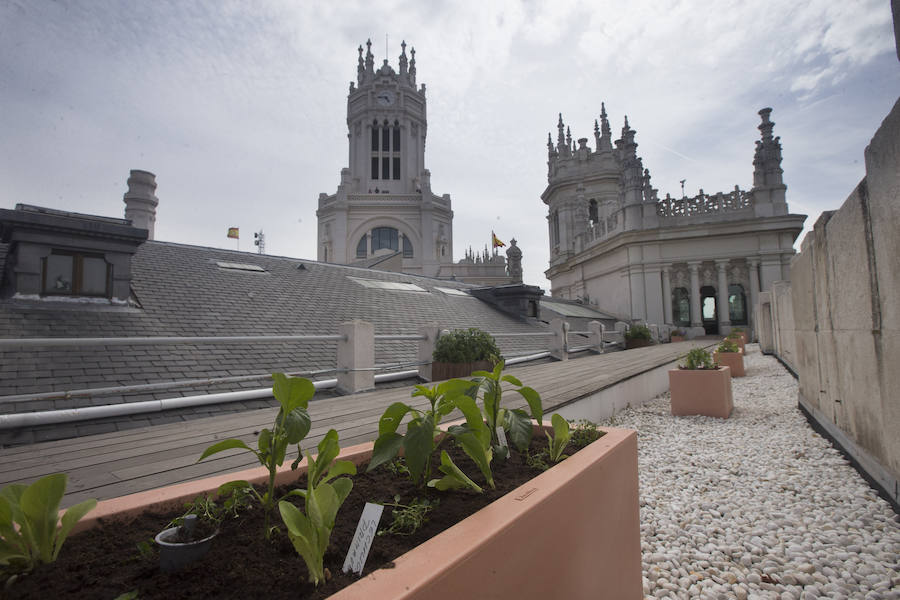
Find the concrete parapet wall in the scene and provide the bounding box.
[783,98,900,506]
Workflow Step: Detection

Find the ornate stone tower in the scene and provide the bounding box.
[316,39,454,277]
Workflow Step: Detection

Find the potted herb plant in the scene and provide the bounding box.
[431,327,501,380]
[713,339,745,377]
[669,347,733,418]
[670,328,687,343]
[624,323,653,349]
[725,330,746,352]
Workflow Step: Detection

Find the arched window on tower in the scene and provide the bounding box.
[402,234,413,257]
[356,235,367,258]
[588,199,598,225]
[381,120,390,180]
[551,212,560,247]
[370,120,379,180]
[672,287,690,326]
[728,284,747,325]
[371,227,399,253]
[392,119,401,180]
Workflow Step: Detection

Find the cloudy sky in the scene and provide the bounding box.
[1,0,897,290]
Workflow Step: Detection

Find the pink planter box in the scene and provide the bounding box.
[714,349,745,377]
[670,335,686,343]
[669,367,733,418]
[69,426,643,599]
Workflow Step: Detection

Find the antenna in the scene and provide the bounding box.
[385,34,388,60]
[254,229,265,255]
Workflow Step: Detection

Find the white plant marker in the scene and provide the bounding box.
[342,502,385,575]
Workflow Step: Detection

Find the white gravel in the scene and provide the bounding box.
[599,346,900,599]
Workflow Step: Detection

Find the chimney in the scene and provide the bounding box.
[123,170,159,240]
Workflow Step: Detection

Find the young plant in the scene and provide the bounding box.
[197,373,313,536]
[166,485,253,530]
[716,339,740,354]
[469,361,543,455]
[681,348,717,370]
[0,473,97,578]
[367,379,473,486]
[546,413,572,463]
[278,429,356,587]
[569,419,604,449]
[378,496,436,537]
[429,392,495,492]
[726,330,742,340]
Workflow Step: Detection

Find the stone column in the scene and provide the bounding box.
[548,318,569,361]
[336,320,374,394]
[716,259,731,332]
[661,265,673,325]
[643,265,664,325]
[748,258,761,341]
[688,261,702,327]
[416,323,441,382]
[588,320,605,354]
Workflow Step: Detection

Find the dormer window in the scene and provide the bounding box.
[42,250,111,297]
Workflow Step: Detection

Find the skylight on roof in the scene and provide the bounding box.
[348,276,426,292]
[434,287,471,297]
[216,261,267,272]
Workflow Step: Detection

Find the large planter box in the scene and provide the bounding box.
[669,367,733,418]
[70,426,642,599]
[625,338,653,349]
[431,360,493,381]
[713,349,745,377]
[670,335,686,343]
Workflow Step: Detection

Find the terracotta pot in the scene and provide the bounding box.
[431,360,493,381]
[69,426,642,599]
[670,335,686,343]
[625,338,653,349]
[713,349,745,377]
[669,366,733,418]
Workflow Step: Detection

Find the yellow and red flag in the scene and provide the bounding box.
[492,231,505,248]
[227,227,239,239]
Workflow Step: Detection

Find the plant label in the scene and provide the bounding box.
[496,426,508,454]
[342,502,384,575]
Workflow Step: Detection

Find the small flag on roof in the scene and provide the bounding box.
[492,231,505,248]
[227,227,239,239]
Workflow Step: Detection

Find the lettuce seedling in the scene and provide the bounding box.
[367,379,473,486]
[198,373,313,536]
[0,473,97,578]
[470,361,543,455]
[546,413,572,463]
[427,393,494,492]
[279,429,356,586]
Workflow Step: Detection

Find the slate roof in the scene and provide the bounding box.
[0,241,550,423]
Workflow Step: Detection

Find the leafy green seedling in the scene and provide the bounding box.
[378,496,436,537]
[0,473,97,578]
[716,339,740,354]
[197,373,314,537]
[368,379,473,486]
[681,348,717,370]
[469,361,543,454]
[279,429,356,587]
[569,420,604,449]
[546,413,572,463]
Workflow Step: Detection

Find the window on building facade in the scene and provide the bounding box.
[371,120,401,182]
[402,234,413,258]
[371,227,399,253]
[672,287,690,325]
[551,212,560,247]
[728,284,747,324]
[42,251,111,297]
[589,199,598,225]
[356,236,367,258]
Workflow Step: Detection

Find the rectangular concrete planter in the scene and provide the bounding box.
[625,338,653,349]
[713,349,745,377]
[670,335,686,343]
[669,366,733,418]
[70,426,642,599]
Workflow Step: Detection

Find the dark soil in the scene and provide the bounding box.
[6,436,594,599]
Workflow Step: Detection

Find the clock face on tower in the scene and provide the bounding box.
[376,90,395,106]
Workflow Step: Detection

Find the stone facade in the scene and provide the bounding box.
[761,96,900,509]
[315,40,513,286]
[543,106,806,338]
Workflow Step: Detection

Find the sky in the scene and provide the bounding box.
[1,0,898,291]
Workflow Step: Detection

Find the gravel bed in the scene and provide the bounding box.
[599,346,900,599]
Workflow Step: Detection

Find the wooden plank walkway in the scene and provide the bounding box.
[0,340,713,507]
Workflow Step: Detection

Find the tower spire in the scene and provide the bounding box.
[557,113,565,149]
[399,40,408,77]
[598,102,612,151]
[365,38,374,79]
[409,46,417,86]
[357,44,365,85]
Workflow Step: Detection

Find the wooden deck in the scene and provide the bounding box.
[0,341,712,507]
